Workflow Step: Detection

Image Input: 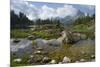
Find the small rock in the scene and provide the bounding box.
[50,60,56,64]
[30,55,34,58]
[42,57,51,63]
[27,35,35,40]
[14,58,22,62]
[80,59,85,62]
[91,55,95,58]
[62,56,71,63]
[13,39,20,43]
[34,50,42,54]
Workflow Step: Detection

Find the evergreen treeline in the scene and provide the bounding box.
[10,10,61,29]
[10,10,34,29]
[73,14,95,25]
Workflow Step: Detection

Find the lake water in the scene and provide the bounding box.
[10,38,95,57]
[10,39,33,57]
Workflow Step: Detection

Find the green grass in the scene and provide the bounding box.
[11,28,61,39]
[11,29,32,38]
[48,43,95,62]
[71,24,95,39]
[32,30,60,39]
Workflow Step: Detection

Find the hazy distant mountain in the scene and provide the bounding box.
[59,10,85,25]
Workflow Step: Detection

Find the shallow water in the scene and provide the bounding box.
[10,38,95,57]
[10,39,33,57]
[75,39,95,46]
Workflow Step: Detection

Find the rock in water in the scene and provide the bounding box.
[50,60,56,64]
[62,56,71,63]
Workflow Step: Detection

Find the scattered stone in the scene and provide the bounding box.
[13,39,20,43]
[29,55,34,58]
[80,59,85,62]
[34,50,42,54]
[27,35,35,40]
[42,57,51,63]
[91,55,95,58]
[62,56,71,63]
[14,58,22,62]
[50,60,56,64]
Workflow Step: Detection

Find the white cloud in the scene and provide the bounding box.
[39,5,57,20]
[11,0,39,20]
[11,0,80,20]
[56,5,78,18]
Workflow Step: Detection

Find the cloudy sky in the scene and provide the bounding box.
[11,0,95,20]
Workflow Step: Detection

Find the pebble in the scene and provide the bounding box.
[62,56,71,63]
[80,59,85,62]
[91,55,95,58]
[50,60,56,64]
[34,50,42,54]
[42,57,51,63]
[30,55,34,58]
[14,58,22,62]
